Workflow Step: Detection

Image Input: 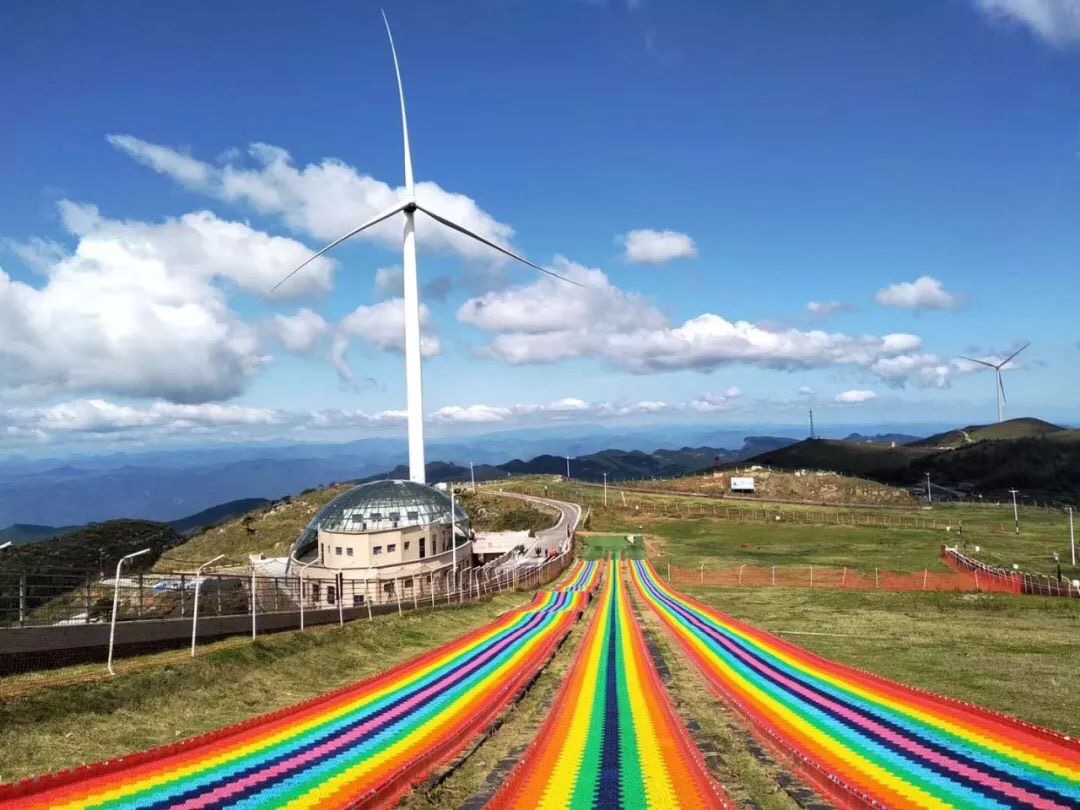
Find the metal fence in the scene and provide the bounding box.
[1,550,574,630]
[0,551,576,688]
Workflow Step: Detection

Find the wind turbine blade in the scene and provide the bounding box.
[958,356,997,369]
[998,370,1007,405]
[382,10,414,195]
[999,341,1030,369]
[415,204,583,287]
[259,202,406,302]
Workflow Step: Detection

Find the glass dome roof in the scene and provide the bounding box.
[291,479,469,559]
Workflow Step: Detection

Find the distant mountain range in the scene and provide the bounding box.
[0,427,813,527]
[0,498,270,548]
[742,418,1080,503]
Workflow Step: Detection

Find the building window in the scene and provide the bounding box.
[404,541,410,550]
[407,511,419,521]
[353,594,365,606]
[419,538,426,559]
[335,546,342,555]
[373,545,383,554]
[346,547,353,557]
[327,585,337,605]
[387,543,397,553]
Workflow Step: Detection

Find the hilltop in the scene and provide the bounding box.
[909,418,1065,449]
[742,417,1080,503]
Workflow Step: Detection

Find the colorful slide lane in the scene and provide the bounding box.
[631,560,1080,809]
[489,560,729,809]
[0,560,600,810]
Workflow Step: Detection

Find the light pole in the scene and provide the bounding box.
[297,557,318,632]
[190,554,224,657]
[925,473,932,505]
[107,547,150,675]
[451,485,458,593]
[469,461,476,492]
[603,472,608,507]
[0,541,11,552]
[1009,489,1020,535]
[566,455,571,480]
[1068,506,1076,567]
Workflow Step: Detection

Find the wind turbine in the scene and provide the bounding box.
[263,12,579,485]
[959,343,1030,423]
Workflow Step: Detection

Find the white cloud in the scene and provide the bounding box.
[798,386,815,396]
[5,398,281,434]
[373,266,404,298]
[974,0,1080,45]
[338,298,440,357]
[109,135,522,269]
[618,229,698,264]
[305,408,407,429]
[459,258,939,386]
[835,390,878,404]
[430,404,512,424]
[806,300,855,319]
[272,308,328,355]
[0,201,328,403]
[875,276,958,310]
[687,389,739,413]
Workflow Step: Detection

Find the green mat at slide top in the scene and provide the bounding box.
[578,534,647,560]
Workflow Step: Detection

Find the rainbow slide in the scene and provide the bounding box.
[489,560,729,809]
[0,560,600,810]
[631,559,1080,809]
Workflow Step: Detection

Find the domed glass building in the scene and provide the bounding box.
[291,479,471,574]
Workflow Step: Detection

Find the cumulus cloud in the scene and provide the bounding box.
[4,398,281,434]
[688,387,743,413]
[108,135,522,270]
[875,276,958,310]
[0,201,339,403]
[618,229,698,264]
[339,298,440,357]
[806,300,855,319]
[835,390,877,404]
[458,258,939,386]
[974,0,1080,45]
[430,404,512,424]
[271,308,329,355]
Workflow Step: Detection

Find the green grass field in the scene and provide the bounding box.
[0,594,528,783]
[505,477,1078,580]
[670,585,1080,736]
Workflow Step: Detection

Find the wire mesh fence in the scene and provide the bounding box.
[665,547,1079,597]
[0,551,576,689]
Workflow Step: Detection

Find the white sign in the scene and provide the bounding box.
[730,476,755,492]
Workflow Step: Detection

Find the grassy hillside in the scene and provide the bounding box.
[153,484,353,572]
[625,469,915,506]
[743,438,931,477]
[452,489,557,532]
[910,417,1065,448]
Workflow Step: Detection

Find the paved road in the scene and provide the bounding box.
[487,489,582,555]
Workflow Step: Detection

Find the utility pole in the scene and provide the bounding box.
[1068,506,1076,567]
[925,473,932,505]
[566,455,571,480]
[469,461,476,492]
[1008,489,1020,535]
[450,485,458,591]
[808,408,815,439]
[603,472,608,507]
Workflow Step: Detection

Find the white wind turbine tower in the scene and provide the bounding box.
[959,343,1030,423]
[263,12,579,485]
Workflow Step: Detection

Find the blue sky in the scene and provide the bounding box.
[2,0,1079,453]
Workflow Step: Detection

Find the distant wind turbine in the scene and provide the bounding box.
[263,11,580,485]
[959,343,1030,423]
